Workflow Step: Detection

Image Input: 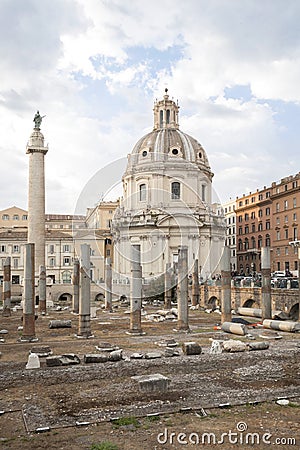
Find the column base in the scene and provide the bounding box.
[18,336,38,343]
[75,333,94,339]
[126,330,146,336]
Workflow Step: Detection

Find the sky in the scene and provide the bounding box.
[1,0,300,214]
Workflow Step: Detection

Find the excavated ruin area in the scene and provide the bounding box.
[0,302,300,450]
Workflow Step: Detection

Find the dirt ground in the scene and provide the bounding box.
[0,301,300,450]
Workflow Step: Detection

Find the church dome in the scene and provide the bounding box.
[126,89,213,180]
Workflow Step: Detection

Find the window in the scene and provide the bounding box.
[244,213,249,221]
[238,227,242,235]
[49,257,56,267]
[276,203,280,212]
[12,275,20,284]
[159,110,163,127]
[245,238,249,250]
[238,215,243,222]
[251,212,255,219]
[258,223,263,231]
[245,199,249,205]
[109,210,113,214]
[284,200,288,210]
[13,214,19,220]
[106,249,111,256]
[258,210,262,218]
[13,258,18,269]
[276,217,280,225]
[0,245,6,253]
[201,184,206,201]
[258,236,262,248]
[266,221,270,230]
[63,257,70,266]
[62,271,72,284]
[245,225,249,234]
[251,196,256,203]
[166,109,170,124]
[293,227,298,240]
[284,215,288,223]
[139,184,146,201]
[63,245,71,252]
[285,229,288,239]
[266,235,270,247]
[106,219,112,228]
[239,201,243,207]
[251,237,256,248]
[258,194,263,200]
[238,239,243,251]
[292,181,298,189]
[266,207,270,216]
[276,248,280,256]
[2,215,9,220]
[252,224,255,232]
[285,247,289,255]
[232,237,235,245]
[22,215,28,220]
[266,191,270,198]
[13,245,19,253]
[285,184,288,191]
[171,182,180,200]
[293,198,297,208]
[293,213,297,221]
[276,231,280,240]
[49,245,55,254]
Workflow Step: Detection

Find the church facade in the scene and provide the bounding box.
[112,91,225,283]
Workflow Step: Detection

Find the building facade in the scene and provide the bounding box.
[223,199,237,273]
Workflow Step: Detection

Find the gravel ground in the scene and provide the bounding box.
[0,304,299,449]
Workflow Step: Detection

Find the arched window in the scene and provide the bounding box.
[139,184,146,201]
[251,237,256,249]
[266,234,271,247]
[258,235,262,248]
[245,238,249,250]
[166,109,170,124]
[238,239,243,251]
[160,110,163,128]
[171,182,180,199]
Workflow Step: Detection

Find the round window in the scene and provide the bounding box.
[172,148,179,155]
[142,150,147,157]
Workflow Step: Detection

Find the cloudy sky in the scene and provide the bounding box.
[1,0,300,214]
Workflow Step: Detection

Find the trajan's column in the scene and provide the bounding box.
[26,111,48,313]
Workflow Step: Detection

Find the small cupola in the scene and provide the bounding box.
[153,89,180,130]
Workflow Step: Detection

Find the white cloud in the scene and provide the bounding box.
[0,0,300,214]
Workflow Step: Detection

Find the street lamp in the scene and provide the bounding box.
[288,240,300,321]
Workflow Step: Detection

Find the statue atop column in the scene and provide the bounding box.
[33,110,45,130]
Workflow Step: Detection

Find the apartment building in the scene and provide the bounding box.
[223,199,237,273]
[235,173,300,276]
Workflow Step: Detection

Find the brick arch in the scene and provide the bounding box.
[57,292,73,302]
[207,296,220,309]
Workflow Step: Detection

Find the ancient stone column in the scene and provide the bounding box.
[38,265,46,314]
[26,124,48,296]
[221,246,232,323]
[191,259,199,307]
[177,246,189,331]
[129,244,143,334]
[261,247,272,320]
[72,258,80,313]
[2,256,11,316]
[22,243,36,340]
[78,244,92,337]
[164,262,172,309]
[105,257,112,311]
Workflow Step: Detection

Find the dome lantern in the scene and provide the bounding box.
[153,88,179,130]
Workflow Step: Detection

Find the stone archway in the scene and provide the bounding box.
[58,293,73,302]
[207,296,219,309]
[95,292,105,302]
[242,299,259,308]
[289,303,299,321]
